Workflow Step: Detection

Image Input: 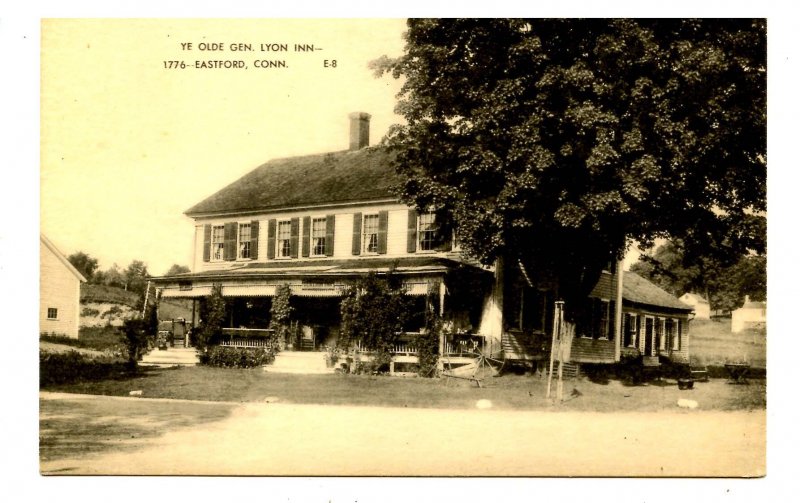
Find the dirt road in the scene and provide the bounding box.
[40,392,765,476]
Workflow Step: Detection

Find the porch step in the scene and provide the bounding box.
[266,350,334,374]
[643,356,661,367]
[140,346,199,367]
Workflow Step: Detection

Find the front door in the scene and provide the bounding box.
[644,316,654,356]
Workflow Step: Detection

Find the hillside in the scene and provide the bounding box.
[80,284,193,326]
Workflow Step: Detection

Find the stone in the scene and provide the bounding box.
[677,398,698,409]
[476,399,492,409]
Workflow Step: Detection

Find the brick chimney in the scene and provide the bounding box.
[349,112,371,150]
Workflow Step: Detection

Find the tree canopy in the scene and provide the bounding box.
[67,251,99,281]
[631,239,766,313]
[373,19,766,306]
[165,264,191,276]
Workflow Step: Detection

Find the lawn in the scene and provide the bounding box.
[689,318,766,368]
[42,365,765,412]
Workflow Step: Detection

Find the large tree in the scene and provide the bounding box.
[67,251,99,281]
[373,19,766,309]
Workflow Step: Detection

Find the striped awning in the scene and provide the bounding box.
[159,278,437,298]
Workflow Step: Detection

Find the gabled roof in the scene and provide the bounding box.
[185,147,400,217]
[40,234,87,283]
[623,271,691,311]
[680,292,709,304]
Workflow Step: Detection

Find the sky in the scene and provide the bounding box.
[39,18,653,276]
[40,19,408,275]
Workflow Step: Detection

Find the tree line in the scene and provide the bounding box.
[66,251,190,296]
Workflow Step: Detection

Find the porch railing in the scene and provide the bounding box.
[220,328,275,349]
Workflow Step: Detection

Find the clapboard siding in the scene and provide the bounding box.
[40,237,84,339]
[191,202,455,273]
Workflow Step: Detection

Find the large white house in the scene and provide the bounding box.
[40,234,86,339]
[155,113,648,370]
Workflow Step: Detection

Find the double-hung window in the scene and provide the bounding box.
[211,225,225,261]
[418,211,439,251]
[624,313,638,347]
[277,220,292,258]
[238,223,251,259]
[311,217,326,256]
[362,214,380,254]
[47,308,58,320]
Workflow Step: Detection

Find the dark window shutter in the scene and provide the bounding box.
[352,212,362,255]
[203,225,211,262]
[290,217,300,258]
[377,210,389,254]
[407,210,417,253]
[267,219,276,260]
[302,216,311,257]
[224,222,237,261]
[250,220,259,260]
[325,214,335,256]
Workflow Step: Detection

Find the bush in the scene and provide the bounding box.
[199,346,275,368]
[40,350,130,387]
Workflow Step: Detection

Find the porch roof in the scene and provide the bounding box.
[153,256,489,284]
[622,271,693,312]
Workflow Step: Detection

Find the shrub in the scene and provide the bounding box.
[269,284,294,350]
[195,283,226,351]
[121,319,153,368]
[415,310,442,378]
[40,350,130,387]
[81,307,100,317]
[199,346,275,368]
[339,272,411,369]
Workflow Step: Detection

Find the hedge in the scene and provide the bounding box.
[40,350,130,387]
[198,346,276,368]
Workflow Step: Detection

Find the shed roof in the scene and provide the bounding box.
[185,147,400,217]
[623,271,692,311]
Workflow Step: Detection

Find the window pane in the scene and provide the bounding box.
[278,221,291,257]
[363,214,379,253]
[418,212,439,251]
[239,223,251,259]
[312,218,326,255]
[212,226,225,260]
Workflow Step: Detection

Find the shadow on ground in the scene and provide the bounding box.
[40,395,235,468]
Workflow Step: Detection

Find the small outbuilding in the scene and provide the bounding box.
[40,234,86,339]
[679,292,710,320]
[731,295,766,333]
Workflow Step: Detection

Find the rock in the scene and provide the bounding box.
[129,390,143,396]
[677,398,698,409]
[476,399,492,409]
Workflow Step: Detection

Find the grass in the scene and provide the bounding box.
[42,364,765,412]
[42,326,127,354]
[689,318,766,368]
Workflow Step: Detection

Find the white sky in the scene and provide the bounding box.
[40,19,408,275]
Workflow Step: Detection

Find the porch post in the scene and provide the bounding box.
[614,259,623,362]
[437,280,445,373]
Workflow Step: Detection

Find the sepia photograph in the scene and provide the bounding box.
[25,12,778,488]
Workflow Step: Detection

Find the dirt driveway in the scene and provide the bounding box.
[40,392,764,476]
